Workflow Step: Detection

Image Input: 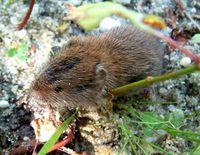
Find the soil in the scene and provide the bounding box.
[0,0,199,154]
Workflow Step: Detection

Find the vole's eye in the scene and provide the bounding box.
[54,86,63,93]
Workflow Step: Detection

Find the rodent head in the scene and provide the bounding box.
[30,51,108,110]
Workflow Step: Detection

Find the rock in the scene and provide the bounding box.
[0,100,10,108]
[168,105,176,111]
[99,17,121,31]
[113,0,131,5]
[180,57,191,67]
[14,29,28,40]
[10,16,19,25]
[67,0,82,6]
[23,136,30,141]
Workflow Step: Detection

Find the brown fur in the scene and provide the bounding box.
[31,25,163,110]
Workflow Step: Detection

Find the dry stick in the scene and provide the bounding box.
[111,65,199,95]
[17,0,35,30]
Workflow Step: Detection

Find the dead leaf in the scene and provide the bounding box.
[31,118,61,143]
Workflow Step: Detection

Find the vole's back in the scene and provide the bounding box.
[31,26,163,109]
[98,25,163,87]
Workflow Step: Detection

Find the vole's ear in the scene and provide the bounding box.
[95,64,107,91]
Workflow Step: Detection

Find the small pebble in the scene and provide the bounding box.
[157,130,167,136]
[168,104,176,111]
[180,57,191,67]
[15,29,27,39]
[3,38,12,47]
[99,17,121,31]
[191,8,196,13]
[67,0,82,6]
[0,100,10,108]
[145,137,157,142]
[158,87,167,95]
[23,136,30,141]
[31,4,40,16]
[113,0,131,5]
[10,16,19,25]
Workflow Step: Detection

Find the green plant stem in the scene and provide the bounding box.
[120,124,138,155]
[120,124,172,155]
[131,134,173,155]
[118,139,129,155]
[111,64,199,95]
[165,128,200,137]
[117,7,155,34]
[163,127,200,143]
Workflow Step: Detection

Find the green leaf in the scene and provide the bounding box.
[68,2,164,33]
[141,112,164,126]
[168,109,184,128]
[17,43,28,55]
[6,43,29,61]
[38,110,78,155]
[7,48,17,57]
[192,145,200,155]
[143,127,154,137]
[16,43,29,61]
[165,128,200,143]
[192,34,200,43]
[140,112,167,137]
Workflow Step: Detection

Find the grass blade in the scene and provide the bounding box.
[38,110,77,155]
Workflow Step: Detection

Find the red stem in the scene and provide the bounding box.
[32,140,40,155]
[156,32,200,64]
[17,0,35,30]
[48,126,75,153]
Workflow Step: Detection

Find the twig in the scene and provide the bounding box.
[155,32,200,64]
[111,65,199,95]
[17,0,35,30]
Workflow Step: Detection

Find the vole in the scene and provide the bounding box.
[30,25,163,111]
